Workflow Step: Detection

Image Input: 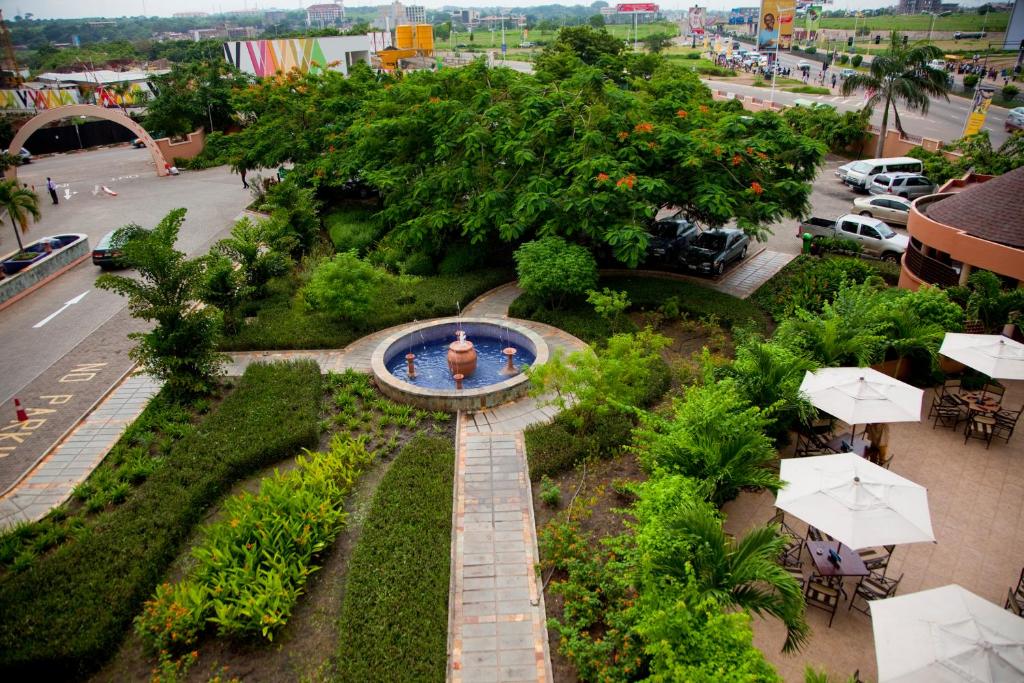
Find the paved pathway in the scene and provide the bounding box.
[0,372,160,528]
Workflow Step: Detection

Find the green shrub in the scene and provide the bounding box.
[813,236,863,254]
[525,406,636,479]
[851,54,863,67]
[0,361,322,677]
[1002,84,1020,101]
[963,73,980,88]
[136,434,374,650]
[839,54,850,64]
[437,243,483,275]
[786,86,832,95]
[539,476,562,507]
[302,251,397,324]
[263,180,321,255]
[750,255,879,320]
[804,46,817,54]
[325,207,380,255]
[684,51,701,59]
[220,267,513,351]
[400,251,436,276]
[514,236,598,308]
[335,435,453,682]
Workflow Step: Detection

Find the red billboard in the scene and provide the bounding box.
[616,3,659,12]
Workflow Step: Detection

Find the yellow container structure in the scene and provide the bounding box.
[395,25,414,49]
[415,24,434,54]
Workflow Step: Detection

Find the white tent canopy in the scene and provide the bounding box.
[871,584,1024,682]
[799,367,924,427]
[776,453,935,549]
[939,333,1024,381]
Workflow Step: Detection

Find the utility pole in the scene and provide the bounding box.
[769,4,796,105]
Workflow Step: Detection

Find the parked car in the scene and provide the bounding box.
[131,138,146,148]
[682,228,749,275]
[797,59,812,69]
[17,147,31,163]
[835,161,856,182]
[798,214,908,261]
[92,228,149,269]
[868,172,936,199]
[646,214,701,264]
[1006,107,1024,133]
[852,195,913,226]
[840,68,856,78]
[841,156,924,191]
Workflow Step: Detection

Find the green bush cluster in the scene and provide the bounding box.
[851,54,863,67]
[220,267,513,351]
[750,255,880,320]
[302,251,397,324]
[136,434,374,651]
[335,435,454,682]
[325,206,382,255]
[0,361,322,677]
[514,236,599,308]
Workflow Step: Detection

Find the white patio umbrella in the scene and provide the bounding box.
[871,584,1024,683]
[776,453,935,549]
[799,367,925,427]
[939,333,1024,381]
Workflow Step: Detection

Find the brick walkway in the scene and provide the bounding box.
[0,372,160,529]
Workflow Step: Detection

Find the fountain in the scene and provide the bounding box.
[371,317,549,411]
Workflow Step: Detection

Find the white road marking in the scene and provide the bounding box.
[33,291,89,329]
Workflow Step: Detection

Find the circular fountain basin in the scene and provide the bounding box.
[371,317,549,411]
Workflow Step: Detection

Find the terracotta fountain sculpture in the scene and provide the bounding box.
[447,329,478,384]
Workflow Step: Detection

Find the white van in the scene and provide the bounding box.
[842,156,925,191]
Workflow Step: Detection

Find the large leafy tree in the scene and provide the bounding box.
[841,31,949,158]
[315,59,822,266]
[0,180,40,252]
[145,60,252,137]
[96,209,223,400]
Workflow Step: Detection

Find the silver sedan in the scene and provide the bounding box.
[852,195,913,227]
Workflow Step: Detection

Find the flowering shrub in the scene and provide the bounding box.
[135,434,375,651]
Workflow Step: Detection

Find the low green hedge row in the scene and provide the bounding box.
[334,435,454,682]
[136,434,374,652]
[0,361,322,678]
[222,268,514,351]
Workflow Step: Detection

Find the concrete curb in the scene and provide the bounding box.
[0,251,91,313]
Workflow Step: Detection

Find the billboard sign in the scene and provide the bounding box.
[963,86,994,137]
[616,3,659,12]
[805,5,821,38]
[0,88,81,111]
[758,0,794,50]
[223,34,392,78]
[688,6,707,34]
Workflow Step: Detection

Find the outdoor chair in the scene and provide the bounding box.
[849,571,903,615]
[981,382,1006,404]
[857,545,896,576]
[806,525,835,544]
[938,380,965,407]
[993,406,1021,445]
[769,510,805,565]
[930,395,964,430]
[783,563,806,592]
[805,579,841,627]
[1005,568,1024,615]
[964,412,997,448]
[879,453,895,470]
[795,418,836,456]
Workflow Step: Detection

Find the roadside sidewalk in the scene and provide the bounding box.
[0,371,160,529]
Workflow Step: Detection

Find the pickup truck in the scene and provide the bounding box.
[797,214,909,262]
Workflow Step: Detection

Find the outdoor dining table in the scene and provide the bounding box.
[806,540,870,579]
[959,390,1001,415]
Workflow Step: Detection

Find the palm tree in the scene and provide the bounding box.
[0,180,41,253]
[841,31,949,158]
[726,340,818,442]
[659,508,810,653]
[883,307,945,378]
[777,314,885,368]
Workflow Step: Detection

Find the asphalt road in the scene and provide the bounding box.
[721,39,1011,147]
[0,146,252,404]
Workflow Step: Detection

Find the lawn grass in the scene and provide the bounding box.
[786,85,832,95]
[819,12,1008,32]
[0,361,322,678]
[222,267,514,351]
[510,274,770,345]
[663,53,737,77]
[334,434,454,682]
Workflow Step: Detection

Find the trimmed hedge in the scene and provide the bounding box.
[334,435,454,682]
[223,268,514,351]
[0,361,322,678]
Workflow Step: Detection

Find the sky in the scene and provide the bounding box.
[0,0,1000,21]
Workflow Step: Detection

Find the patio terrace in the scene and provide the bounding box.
[723,379,1024,682]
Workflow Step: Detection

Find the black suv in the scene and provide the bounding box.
[646,215,700,265]
[682,228,749,276]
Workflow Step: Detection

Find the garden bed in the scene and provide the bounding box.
[0,361,323,678]
[88,371,454,682]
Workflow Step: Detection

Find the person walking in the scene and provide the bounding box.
[46,177,58,205]
[240,168,249,189]
[831,73,838,89]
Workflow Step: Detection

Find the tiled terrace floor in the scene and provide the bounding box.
[723,379,1024,682]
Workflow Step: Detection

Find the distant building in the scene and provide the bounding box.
[453,9,479,26]
[477,14,527,29]
[264,10,289,23]
[173,12,208,18]
[307,2,345,28]
[897,0,942,14]
[192,28,229,41]
[226,27,260,39]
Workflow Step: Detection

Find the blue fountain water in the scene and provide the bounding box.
[388,336,536,389]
